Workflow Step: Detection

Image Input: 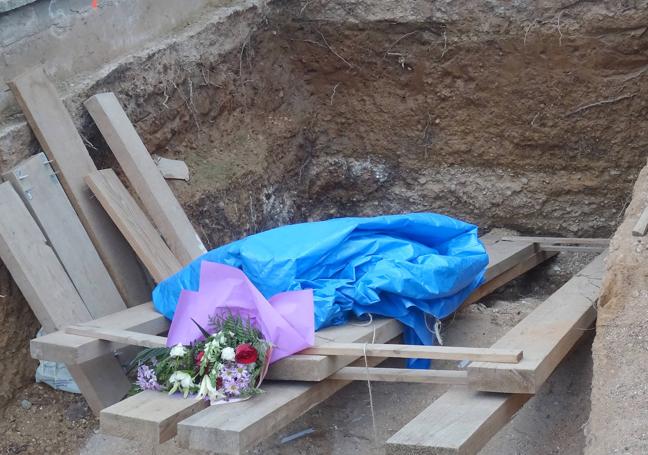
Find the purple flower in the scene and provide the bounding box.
[136,364,162,391]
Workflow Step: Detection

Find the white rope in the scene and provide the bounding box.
[362,341,378,446]
[424,314,444,345]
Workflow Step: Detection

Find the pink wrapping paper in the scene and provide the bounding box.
[166,261,314,363]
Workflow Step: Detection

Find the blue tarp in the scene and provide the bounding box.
[153,213,489,367]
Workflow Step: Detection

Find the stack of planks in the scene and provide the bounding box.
[1,66,606,455]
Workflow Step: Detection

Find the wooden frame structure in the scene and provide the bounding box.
[0,67,607,454]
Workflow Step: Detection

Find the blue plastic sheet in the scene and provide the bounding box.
[153,213,488,367]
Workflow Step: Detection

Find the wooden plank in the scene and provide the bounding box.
[68,354,132,415]
[3,153,126,318]
[8,67,150,306]
[385,388,531,455]
[480,235,535,282]
[329,367,468,384]
[632,207,648,236]
[101,390,209,445]
[538,244,606,253]
[301,343,522,363]
[0,182,92,332]
[66,325,167,349]
[467,252,605,394]
[85,93,205,264]
[266,318,402,381]
[501,236,609,246]
[31,302,168,364]
[85,169,182,283]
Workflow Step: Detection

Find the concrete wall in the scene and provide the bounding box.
[0,0,230,122]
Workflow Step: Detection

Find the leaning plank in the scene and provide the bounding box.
[85,169,182,283]
[0,182,92,332]
[329,367,468,384]
[85,93,206,264]
[467,252,605,393]
[3,153,126,318]
[31,303,168,364]
[66,325,167,349]
[301,343,522,363]
[8,68,150,306]
[632,208,648,236]
[385,388,531,455]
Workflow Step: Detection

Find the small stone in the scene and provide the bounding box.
[20,399,32,410]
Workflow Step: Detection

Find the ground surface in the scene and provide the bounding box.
[2,252,596,454]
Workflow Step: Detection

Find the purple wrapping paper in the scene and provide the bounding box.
[166,261,315,363]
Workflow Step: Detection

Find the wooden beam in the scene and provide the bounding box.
[85,169,182,283]
[3,153,126,318]
[0,182,92,332]
[329,367,468,384]
[65,325,167,349]
[501,236,609,246]
[480,235,536,282]
[300,343,522,363]
[385,388,531,455]
[467,253,604,394]
[8,67,151,306]
[632,207,648,236]
[537,244,606,253]
[85,93,205,265]
[31,302,169,364]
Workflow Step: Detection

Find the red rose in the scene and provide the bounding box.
[216,377,223,389]
[235,344,258,364]
[195,351,204,366]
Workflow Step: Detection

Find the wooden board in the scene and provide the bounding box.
[385,388,531,455]
[479,235,536,282]
[501,236,609,246]
[329,367,468,384]
[85,93,205,265]
[3,153,126,318]
[8,67,151,306]
[0,182,92,332]
[31,302,168,364]
[85,169,182,283]
[66,325,167,349]
[100,390,209,445]
[467,253,605,393]
[301,343,522,363]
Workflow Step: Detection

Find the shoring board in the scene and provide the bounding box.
[3,153,126,318]
[329,367,468,384]
[501,236,609,246]
[0,182,128,414]
[0,182,91,332]
[66,325,168,349]
[301,343,522,363]
[85,93,205,265]
[8,67,151,306]
[85,169,182,283]
[385,253,605,455]
[385,388,531,455]
[467,252,605,393]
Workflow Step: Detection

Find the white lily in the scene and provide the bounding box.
[168,371,194,398]
[221,346,236,362]
[169,343,187,358]
[196,375,219,401]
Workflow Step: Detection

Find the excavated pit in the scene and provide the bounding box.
[1,0,648,452]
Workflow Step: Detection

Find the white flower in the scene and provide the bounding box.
[169,343,187,358]
[221,346,236,362]
[168,371,194,398]
[196,375,220,401]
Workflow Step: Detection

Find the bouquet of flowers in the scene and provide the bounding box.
[132,314,272,404]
